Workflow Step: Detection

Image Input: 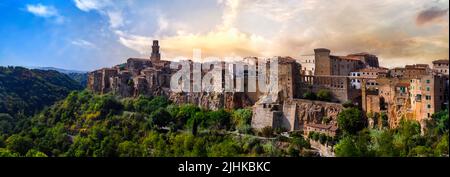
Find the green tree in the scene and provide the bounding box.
[334,136,358,157]
[149,108,172,128]
[0,113,13,134]
[231,109,252,133]
[26,149,48,157]
[337,108,365,135]
[373,130,396,156]
[117,141,145,157]
[207,109,231,130]
[434,134,449,156]
[335,130,373,157]
[0,148,19,157]
[432,110,449,134]
[319,133,327,144]
[5,135,33,155]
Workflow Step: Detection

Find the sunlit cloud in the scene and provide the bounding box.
[72,0,449,67]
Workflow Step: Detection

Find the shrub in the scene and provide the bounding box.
[261,126,274,138]
[303,92,316,100]
[317,89,332,101]
[343,101,355,108]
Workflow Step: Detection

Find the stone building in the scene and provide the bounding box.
[361,65,449,129]
[410,74,448,122]
[313,48,376,76]
[88,40,300,111]
[390,64,430,79]
[432,59,449,76]
[304,124,338,137]
[298,54,315,75]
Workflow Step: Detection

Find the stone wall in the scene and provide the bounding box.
[251,98,344,132]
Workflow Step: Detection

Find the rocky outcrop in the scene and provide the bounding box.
[252,98,344,132]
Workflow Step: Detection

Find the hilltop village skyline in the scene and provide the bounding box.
[88,40,449,141]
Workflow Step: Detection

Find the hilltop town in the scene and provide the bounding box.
[87,40,449,137]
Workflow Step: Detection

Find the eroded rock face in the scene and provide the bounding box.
[168,92,254,110]
[252,99,344,131]
[289,99,343,130]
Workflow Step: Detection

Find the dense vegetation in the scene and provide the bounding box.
[0,67,447,157]
[302,89,332,102]
[0,66,83,117]
[0,91,311,157]
[334,107,449,157]
[66,73,88,87]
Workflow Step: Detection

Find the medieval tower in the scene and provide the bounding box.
[314,48,331,75]
[151,40,161,61]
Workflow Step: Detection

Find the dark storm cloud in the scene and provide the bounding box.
[416,7,448,26]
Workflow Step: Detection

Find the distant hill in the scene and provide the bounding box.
[0,66,84,117]
[65,72,88,87]
[28,66,88,87]
[33,67,87,74]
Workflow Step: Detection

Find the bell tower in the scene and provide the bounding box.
[151,40,161,61]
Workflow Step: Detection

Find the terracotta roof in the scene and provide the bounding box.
[395,83,410,87]
[277,57,297,64]
[357,67,387,72]
[330,55,361,61]
[405,64,429,69]
[433,59,449,64]
[306,123,338,131]
[347,52,374,56]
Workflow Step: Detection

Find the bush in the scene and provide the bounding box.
[317,89,332,101]
[303,92,316,100]
[319,133,327,144]
[289,131,303,138]
[343,101,355,108]
[231,109,252,131]
[261,126,274,138]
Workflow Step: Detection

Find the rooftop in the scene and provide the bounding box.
[432,59,449,64]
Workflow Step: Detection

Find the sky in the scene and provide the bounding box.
[0,0,448,71]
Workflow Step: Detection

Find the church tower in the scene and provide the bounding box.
[151,40,161,61]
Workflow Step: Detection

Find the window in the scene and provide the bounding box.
[426,95,431,100]
[427,104,431,109]
[426,80,430,84]
[426,87,430,91]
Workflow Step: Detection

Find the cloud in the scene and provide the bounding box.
[73,0,124,28]
[73,0,111,12]
[416,7,448,26]
[71,0,449,67]
[26,4,58,17]
[106,10,124,28]
[25,4,64,24]
[113,0,272,60]
[71,39,96,49]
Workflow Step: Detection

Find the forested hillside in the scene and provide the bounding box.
[0,66,83,117]
[0,91,311,157]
